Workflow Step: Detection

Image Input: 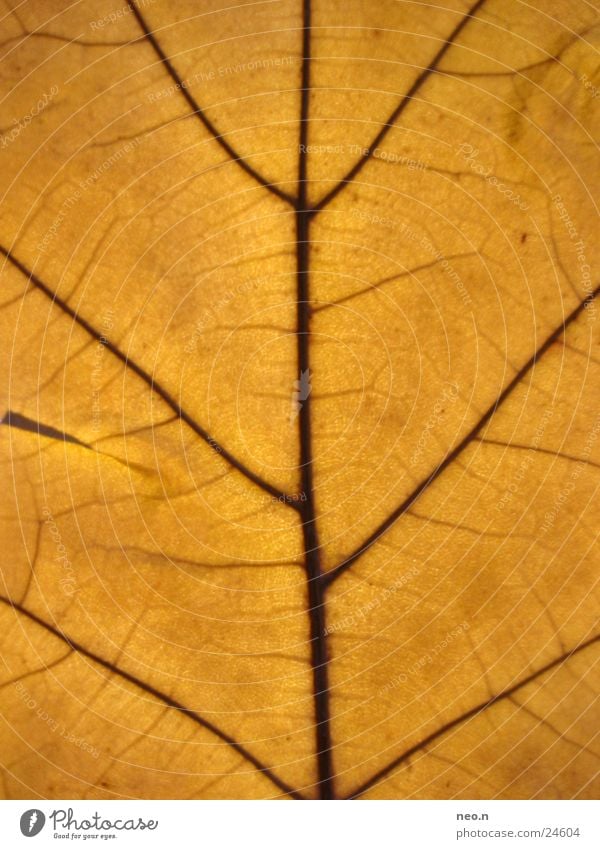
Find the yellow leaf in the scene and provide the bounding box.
[0,0,599,800]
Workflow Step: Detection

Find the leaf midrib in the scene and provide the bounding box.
[2,0,596,801]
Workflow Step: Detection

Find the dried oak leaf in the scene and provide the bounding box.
[0,0,599,799]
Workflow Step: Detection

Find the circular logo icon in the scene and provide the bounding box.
[20,809,45,837]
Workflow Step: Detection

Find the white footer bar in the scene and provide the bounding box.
[0,800,597,848]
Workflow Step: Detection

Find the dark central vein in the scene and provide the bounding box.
[3,0,591,803]
[296,0,335,800]
[127,0,488,798]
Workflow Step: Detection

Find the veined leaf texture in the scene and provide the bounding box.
[0,0,599,800]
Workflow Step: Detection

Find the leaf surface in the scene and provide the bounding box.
[0,0,599,800]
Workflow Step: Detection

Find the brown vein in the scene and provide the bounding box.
[0,594,304,800]
[348,632,600,799]
[0,246,296,506]
[324,285,600,585]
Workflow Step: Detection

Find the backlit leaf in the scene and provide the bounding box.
[0,0,599,800]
